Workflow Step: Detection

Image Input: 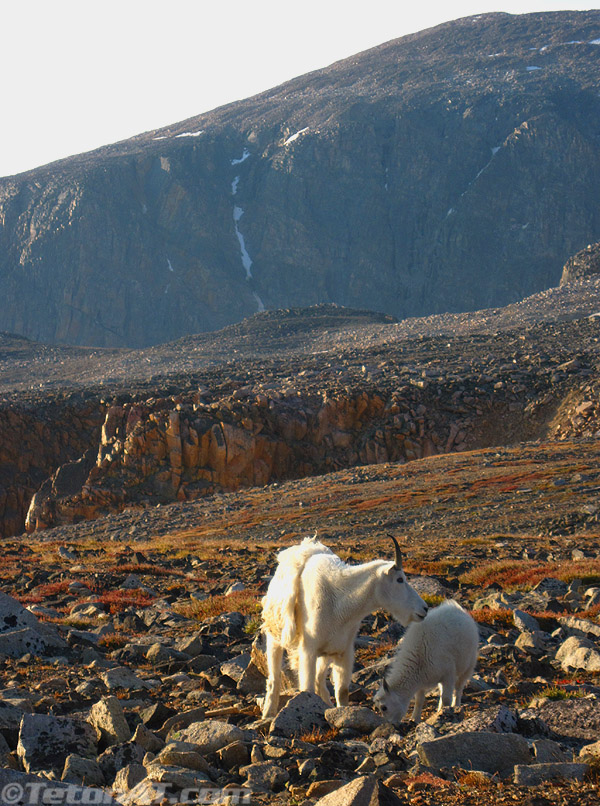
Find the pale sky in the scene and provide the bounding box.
[0,0,595,178]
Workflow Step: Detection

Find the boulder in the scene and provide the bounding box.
[269,691,328,737]
[536,699,600,743]
[555,636,600,672]
[18,713,97,773]
[239,761,289,792]
[417,731,531,777]
[89,695,132,745]
[313,776,404,805]
[175,719,244,754]
[514,762,588,785]
[61,754,105,786]
[324,706,385,733]
[101,666,150,691]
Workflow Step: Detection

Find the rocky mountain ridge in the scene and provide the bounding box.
[1,11,599,346]
[0,272,598,538]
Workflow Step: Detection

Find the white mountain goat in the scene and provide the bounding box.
[373,599,479,724]
[260,534,428,718]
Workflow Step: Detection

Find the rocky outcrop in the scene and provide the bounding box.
[560,242,600,284]
[0,399,103,537]
[24,381,532,531]
[1,12,600,347]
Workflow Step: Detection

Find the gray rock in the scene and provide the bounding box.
[452,705,518,734]
[146,763,211,789]
[0,628,47,658]
[101,666,150,691]
[312,775,404,805]
[324,706,385,733]
[556,636,600,672]
[61,754,105,786]
[176,719,244,754]
[17,713,97,773]
[417,731,531,777]
[131,723,164,753]
[113,763,147,793]
[558,615,600,639]
[269,691,328,737]
[514,762,588,785]
[217,739,250,769]
[532,738,568,763]
[237,659,267,695]
[579,739,600,761]
[89,695,131,745]
[220,653,251,683]
[239,761,289,792]
[97,741,145,780]
[513,609,541,633]
[515,630,548,656]
[155,741,211,772]
[536,699,600,743]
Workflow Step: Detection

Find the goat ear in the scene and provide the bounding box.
[382,678,390,693]
[387,533,403,569]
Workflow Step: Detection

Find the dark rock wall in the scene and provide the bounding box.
[1,12,600,347]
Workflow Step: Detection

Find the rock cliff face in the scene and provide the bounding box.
[1,11,600,347]
[0,399,103,537]
[560,242,600,284]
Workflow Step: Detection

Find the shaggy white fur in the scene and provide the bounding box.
[374,599,479,723]
[261,535,428,718]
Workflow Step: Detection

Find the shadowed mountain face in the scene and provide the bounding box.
[1,11,600,347]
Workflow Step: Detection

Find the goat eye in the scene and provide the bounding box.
[396,576,404,583]
[381,705,387,712]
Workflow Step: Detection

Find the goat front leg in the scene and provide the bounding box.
[298,641,317,695]
[331,645,354,707]
[262,633,284,718]
[411,688,426,722]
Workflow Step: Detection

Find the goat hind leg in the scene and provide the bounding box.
[315,656,333,705]
[262,634,284,718]
[298,642,317,695]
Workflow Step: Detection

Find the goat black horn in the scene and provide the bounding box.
[387,533,403,569]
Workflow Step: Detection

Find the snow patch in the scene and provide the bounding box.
[167,258,175,273]
[164,284,170,295]
[590,39,600,45]
[284,127,309,145]
[253,292,266,312]
[153,135,168,140]
[491,146,501,155]
[446,208,455,218]
[526,66,542,71]
[175,130,204,138]
[231,176,240,195]
[233,207,253,278]
[231,149,250,165]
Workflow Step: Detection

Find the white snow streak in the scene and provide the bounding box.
[231,176,240,195]
[231,149,250,165]
[284,127,309,145]
[175,130,204,138]
[167,258,175,273]
[526,66,541,71]
[590,39,600,45]
[491,146,501,155]
[232,207,253,278]
[253,292,266,312]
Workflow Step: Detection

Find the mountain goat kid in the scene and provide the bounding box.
[260,534,428,718]
[374,599,479,723]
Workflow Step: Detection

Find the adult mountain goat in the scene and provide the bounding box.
[260,534,428,718]
[373,599,478,723]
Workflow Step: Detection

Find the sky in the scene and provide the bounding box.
[0,0,595,178]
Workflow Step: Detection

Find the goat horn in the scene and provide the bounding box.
[387,534,403,569]
[383,678,390,693]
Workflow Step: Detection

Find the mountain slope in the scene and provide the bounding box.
[1,11,599,346]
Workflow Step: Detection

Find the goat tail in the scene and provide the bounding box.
[262,535,332,649]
